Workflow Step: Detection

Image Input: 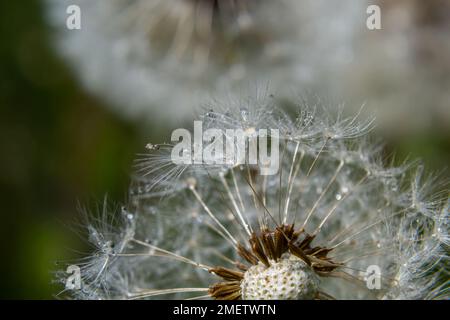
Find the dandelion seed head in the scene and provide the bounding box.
[59,96,448,300]
[46,0,367,122]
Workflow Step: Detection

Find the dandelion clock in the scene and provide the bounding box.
[46,0,366,123]
[57,95,449,299]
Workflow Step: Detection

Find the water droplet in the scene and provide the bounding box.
[145,143,160,151]
[240,107,249,122]
[190,210,198,218]
[127,213,134,220]
[335,193,342,201]
[341,186,349,194]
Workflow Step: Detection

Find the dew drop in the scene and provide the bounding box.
[240,107,249,122]
[335,193,342,201]
[145,143,160,151]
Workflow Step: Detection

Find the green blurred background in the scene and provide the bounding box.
[0,0,448,299]
[0,0,148,299]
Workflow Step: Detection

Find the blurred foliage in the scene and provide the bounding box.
[0,0,149,299]
[0,0,448,299]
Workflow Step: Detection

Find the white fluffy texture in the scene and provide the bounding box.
[46,1,450,132]
[46,0,366,123]
[341,1,450,134]
[58,97,449,300]
[241,255,319,300]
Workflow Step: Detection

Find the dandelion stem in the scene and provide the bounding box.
[312,172,369,235]
[283,143,303,223]
[302,160,344,230]
[330,206,410,249]
[130,239,212,271]
[231,169,246,213]
[128,288,209,300]
[220,174,252,236]
[190,187,239,246]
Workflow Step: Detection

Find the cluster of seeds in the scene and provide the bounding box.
[241,255,319,300]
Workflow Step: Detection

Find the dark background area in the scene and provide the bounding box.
[0,1,448,299]
[0,0,145,298]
